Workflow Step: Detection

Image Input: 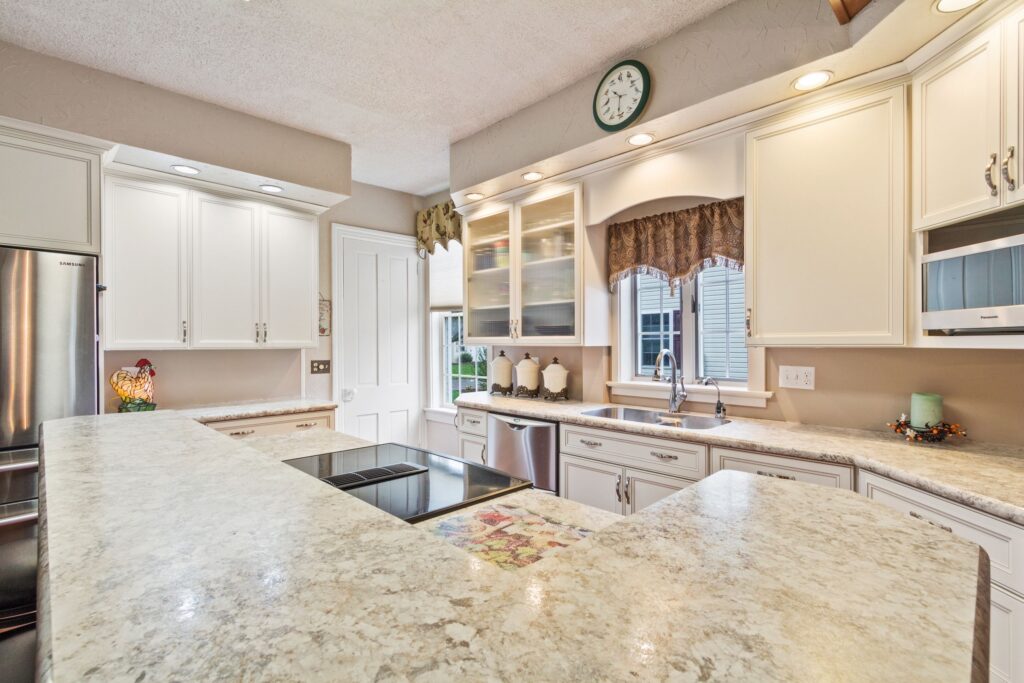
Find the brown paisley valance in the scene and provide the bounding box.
[608,197,743,292]
[416,199,462,256]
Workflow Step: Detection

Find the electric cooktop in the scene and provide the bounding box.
[283,443,532,523]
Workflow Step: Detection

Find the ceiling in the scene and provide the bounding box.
[0,0,741,196]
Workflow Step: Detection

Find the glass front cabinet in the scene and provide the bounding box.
[463,184,582,344]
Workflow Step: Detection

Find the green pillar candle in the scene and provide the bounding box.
[910,392,943,428]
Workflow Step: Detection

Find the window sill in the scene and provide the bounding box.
[424,407,457,424]
[607,381,773,408]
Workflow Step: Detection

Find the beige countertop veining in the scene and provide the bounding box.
[36,409,988,681]
[179,398,338,423]
[456,392,1024,525]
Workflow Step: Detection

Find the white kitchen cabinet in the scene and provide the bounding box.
[560,454,625,514]
[711,447,854,490]
[104,176,190,349]
[1003,5,1024,210]
[208,410,334,438]
[912,25,1003,230]
[745,85,905,346]
[624,467,694,514]
[0,127,102,254]
[457,433,487,465]
[991,583,1024,683]
[191,192,262,349]
[464,184,582,345]
[261,205,318,348]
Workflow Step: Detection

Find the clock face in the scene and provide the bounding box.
[593,60,650,132]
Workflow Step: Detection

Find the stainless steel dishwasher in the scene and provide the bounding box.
[486,414,558,492]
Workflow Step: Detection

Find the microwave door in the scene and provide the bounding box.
[922,238,1024,332]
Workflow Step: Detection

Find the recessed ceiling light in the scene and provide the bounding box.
[627,132,655,146]
[792,70,833,92]
[934,0,982,12]
[522,171,543,182]
[259,184,283,193]
[466,192,485,201]
[171,164,200,175]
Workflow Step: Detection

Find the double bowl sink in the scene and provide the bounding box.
[581,407,730,430]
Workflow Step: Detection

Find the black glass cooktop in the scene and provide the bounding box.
[283,443,531,523]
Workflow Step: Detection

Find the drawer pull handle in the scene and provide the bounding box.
[985,152,999,197]
[0,460,39,473]
[615,474,622,503]
[651,451,678,461]
[0,510,37,527]
[466,418,480,425]
[294,422,318,429]
[756,470,795,481]
[581,439,602,448]
[623,476,631,506]
[908,510,953,533]
[229,429,255,436]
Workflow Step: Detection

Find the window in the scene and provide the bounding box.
[440,312,487,406]
[633,266,747,383]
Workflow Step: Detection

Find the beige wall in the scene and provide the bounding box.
[0,40,351,195]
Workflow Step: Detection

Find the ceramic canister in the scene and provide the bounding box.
[541,357,569,400]
[514,353,541,396]
[490,350,513,394]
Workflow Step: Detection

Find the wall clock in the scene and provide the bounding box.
[593,59,651,132]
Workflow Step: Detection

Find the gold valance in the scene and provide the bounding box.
[416,199,462,256]
[608,197,744,291]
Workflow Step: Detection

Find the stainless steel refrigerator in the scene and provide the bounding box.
[0,246,98,450]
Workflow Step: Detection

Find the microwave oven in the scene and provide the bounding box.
[922,234,1024,333]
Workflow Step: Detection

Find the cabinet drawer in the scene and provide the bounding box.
[457,409,488,437]
[561,425,706,480]
[210,411,334,438]
[859,471,1024,595]
[711,447,853,490]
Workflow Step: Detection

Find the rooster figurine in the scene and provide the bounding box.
[110,358,157,412]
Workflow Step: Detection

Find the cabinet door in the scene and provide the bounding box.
[1004,7,1024,208]
[104,177,190,349]
[515,186,581,343]
[457,433,487,465]
[560,454,624,514]
[0,130,101,254]
[912,25,1003,229]
[624,468,693,514]
[745,85,905,346]
[464,206,513,342]
[261,206,318,348]
[991,584,1023,683]
[191,192,261,348]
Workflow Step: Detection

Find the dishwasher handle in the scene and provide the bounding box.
[489,414,554,430]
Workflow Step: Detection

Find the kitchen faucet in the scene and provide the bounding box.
[652,349,686,413]
[702,377,727,419]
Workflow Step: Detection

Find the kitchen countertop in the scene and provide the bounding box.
[37,410,988,681]
[242,428,374,462]
[179,398,338,423]
[456,393,1024,526]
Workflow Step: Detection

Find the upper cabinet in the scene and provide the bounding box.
[913,9,1024,230]
[745,85,906,346]
[104,175,318,351]
[464,184,582,345]
[0,127,103,254]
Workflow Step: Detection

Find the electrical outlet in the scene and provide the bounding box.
[779,365,815,390]
[310,360,331,375]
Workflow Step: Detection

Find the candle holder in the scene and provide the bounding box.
[887,414,967,443]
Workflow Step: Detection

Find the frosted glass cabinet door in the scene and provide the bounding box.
[464,208,512,340]
[516,188,579,340]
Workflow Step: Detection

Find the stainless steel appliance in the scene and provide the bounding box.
[0,247,98,636]
[486,414,558,492]
[922,234,1024,333]
[283,443,531,523]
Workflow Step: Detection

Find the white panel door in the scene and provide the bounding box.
[262,206,318,348]
[104,177,189,349]
[191,192,261,348]
[745,85,905,346]
[1004,6,1024,208]
[337,228,422,445]
[624,468,693,514]
[912,25,1003,229]
[560,454,623,514]
[458,433,487,465]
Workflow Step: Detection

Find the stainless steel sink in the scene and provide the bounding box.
[581,407,730,429]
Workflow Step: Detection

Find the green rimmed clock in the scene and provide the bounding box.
[593,59,651,132]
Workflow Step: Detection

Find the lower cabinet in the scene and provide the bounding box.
[560,453,695,515]
[208,410,334,438]
[711,447,854,490]
[991,583,1024,683]
[458,433,487,465]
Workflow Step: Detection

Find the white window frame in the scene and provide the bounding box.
[428,310,488,412]
[609,276,771,408]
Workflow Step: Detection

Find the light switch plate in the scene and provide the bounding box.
[310,360,331,375]
[779,365,815,390]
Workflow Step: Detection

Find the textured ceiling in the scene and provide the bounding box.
[0,0,739,195]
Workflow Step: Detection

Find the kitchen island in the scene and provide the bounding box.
[37,411,988,682]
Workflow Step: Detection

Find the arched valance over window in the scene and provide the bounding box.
[607,197,744,292]
[416,199,462,256]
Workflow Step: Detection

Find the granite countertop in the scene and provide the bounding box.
[456,393,1024,525]
[37,410,988,681]
[179,398,338,424]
